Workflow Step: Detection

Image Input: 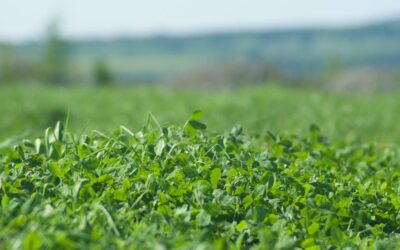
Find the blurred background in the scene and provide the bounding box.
[1,0,400,143]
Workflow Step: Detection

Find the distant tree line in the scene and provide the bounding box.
[0,19,113,86]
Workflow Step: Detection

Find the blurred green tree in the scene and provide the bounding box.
[0,44,15,84]
[93,59,113,86]
[41,19,70,85]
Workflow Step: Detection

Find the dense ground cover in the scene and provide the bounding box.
[1,85,400,144]
[1,85,400,249]
[0,111,400,249]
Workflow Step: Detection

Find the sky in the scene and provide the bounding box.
[0,0,400,41]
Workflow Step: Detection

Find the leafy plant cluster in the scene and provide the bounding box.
[0,112,399,249]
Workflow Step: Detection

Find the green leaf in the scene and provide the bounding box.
[189,110,203,121]
[34,138,41,154]
[308,222,319,235]
[155,138,166,156]
[54,121,64,142]
[23,231,42,250]
[189,120,207,130]
[210,168,221,189]
[113,189,128,201]
[184,123,196,138]
[184,111,207,138]
[48,162,64,178]
[236,220,248,231]
[305,245,321,250]
[184,120,207,138]
[243,195,253,208]
[1,194,9,207]
[196,211,211,226]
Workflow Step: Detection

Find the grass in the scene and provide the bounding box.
[0,84,400,145]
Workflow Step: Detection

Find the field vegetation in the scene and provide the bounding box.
[0,85,399,144]
[0,84,400,249]
[1,111,400,249]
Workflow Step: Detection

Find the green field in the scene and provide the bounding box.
[1,84,400,249]
[1,84,400,144]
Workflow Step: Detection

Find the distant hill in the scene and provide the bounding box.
[9,17,400,84]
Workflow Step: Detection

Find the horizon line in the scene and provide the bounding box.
[1,13,399,44]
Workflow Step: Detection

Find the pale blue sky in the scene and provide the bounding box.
[1,0,400,41]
